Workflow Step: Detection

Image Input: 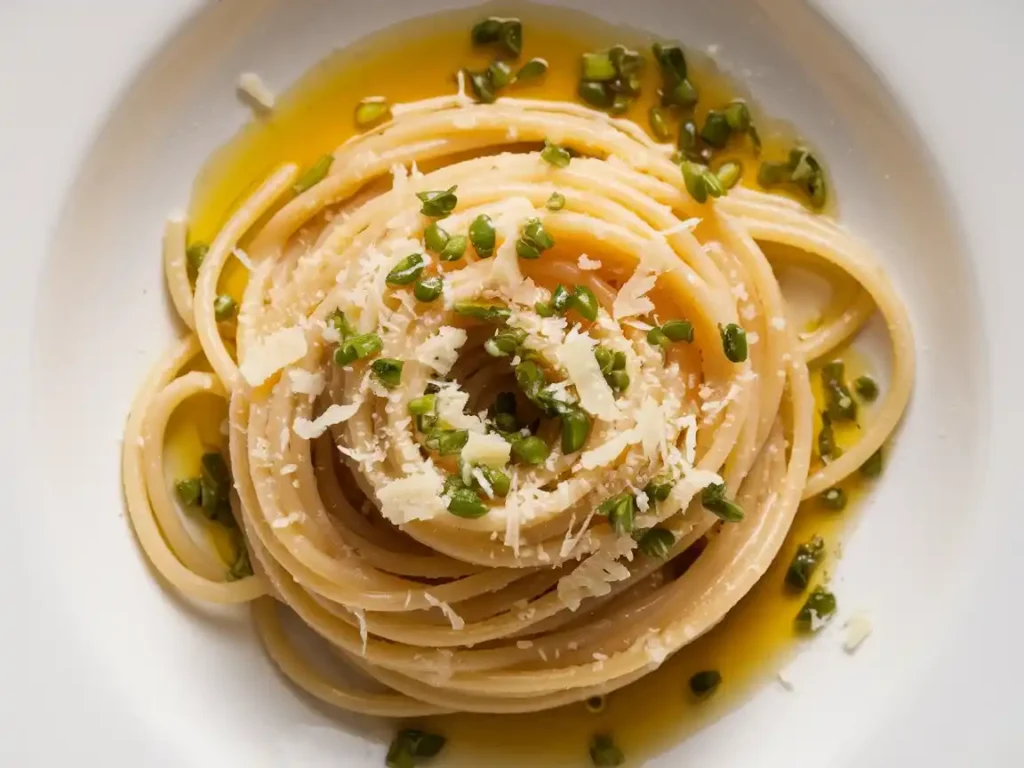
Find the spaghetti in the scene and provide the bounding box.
[123,91,913,722]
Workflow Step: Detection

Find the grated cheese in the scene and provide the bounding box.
[843,613,872,653]
[377,471,446,523]
[559,326,619,421]
[237,72,276,110]
[416,326,467,375]
[288,369,325,397]
[557,536,636,610]
[578,253,602,271]
[239,326,308,386]
[579,429,638,470]
[462,431,512,468]
[613,256,661,319]
[293,400,362,440]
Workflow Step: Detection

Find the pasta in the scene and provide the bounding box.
[122,88,913,723]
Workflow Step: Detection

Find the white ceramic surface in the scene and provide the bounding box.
[1,0,1020,765]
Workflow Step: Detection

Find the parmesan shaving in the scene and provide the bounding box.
[239,327,308,386]
[237,72,276,111]
[293,400,362,440]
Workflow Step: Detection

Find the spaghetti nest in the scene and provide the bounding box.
[123,95,913,716]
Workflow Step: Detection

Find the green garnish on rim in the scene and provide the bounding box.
[385,728,446,768]
[292,154,334,194]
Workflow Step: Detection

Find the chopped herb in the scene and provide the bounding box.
[689,669,722,698]
[354,97,389,127]
[758,148,827,208]
[439,234,468,262]
[598,492,635,535]
[488,60,514,89]
[469,214,496,258]
[186,242,208,278]
[516,57,549,82]
[385,728,446,768]
[594,347,614,374]
[700,110,731,148]
[612,351,626,370]
[500,19,522,57]
[821,486,847,510]
[664,78,698,108]
[552,284,572,313]
[327,308,355,339]
[465,69,496,104]
[644,477,674,503]
[649,107,671,142]
[292,154,334,194]
[386,254,425,285]
[176,477,202,507]
[796,586,837,631]
[701,482,744,522]
[589,734,624,767]
[534,301,555,317]
[484,327,527,357]
[647,326,668,349]
[470,17,503,45]
[719,323,748,363]
[333,333,383,366]
[453,301,510,323]
[423,222,449,254]
[724,100,751,132]
[408,395,436,417]
[213,294,237,321]
[540,140,572,168]
[546,192,566,211]
[606,369,629,394]
[579,45,645,114]
[475,466,511,498]
[678,119,698,157]
[417,186,458,218]
[638,527,674,558]
[512,435,550,465]
[861,448,883,478]
[571,285,599,321]
[716,160,743,189]
[559,404,592,453]
[425,428,469,456]
[821,361,857,421]
[227,542,252,581]
[652,42,687,81]
[370,358,403,388]
[661,319,694,343]
[514,360,547,401]
[817,411,838,460]
[854,375,879,402]
[200,452,233,526]
[582,51,617,81]
[785,535,825,590]
[414,275,444,303]
[578,81,615,109]
[681,161,726,204]
[516,217,555,259]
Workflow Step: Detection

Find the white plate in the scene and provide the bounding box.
[2,0,1021,765]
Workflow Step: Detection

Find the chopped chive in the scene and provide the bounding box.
[227,542,252,581]
[581,52,617,82]
[516,57,549,82]
[484,328,527,357]
[512,435,549,465]
[552,284,572,313]
[678,119,698,155]
[439,234,468,262]
[594,347,614,374]
[534,301,555,317]
[386,728,446,768]
[327,308,355,339]
[578,80,615,109]
[716,160,743,189]
[500,19,522,57]
[571,285,599,322]
[724,100,751,132]
[468,214,496,258]
[609,45,644,78]
[701,482,744,522]
[471,17,503,45]
[664,78,698,107]
[333,332,382,366]
[647,326,668,348]
[644,477,674,503]
[465,69,496,104]
[488,60,514,89]
[408,395,436,417]
[785,535,825,590]
[493,412,518,433]
[605,369,629,393]
[546,192,566,211]
[213,294,237,321]
[540,140,572,168]
[817,411,838,460]
[453,302,510,323]
[186,242,208,278]
[719,323,748,363]
[861,448,883,478]
[638,527,674,558]
[200,452,233,525]
[796,586,837,631]
[414,275,443,303]
[661,319,694,343]
[584,695,606,713]
[415,414,437,433]
[426,428,469,456]
[652,42,687,81]
[386,254,425,285]
[758,148,828,209]
[475,466,511,498]
[820,487,847,510]
[292,154,334,194]
[423,222,449,254]
[700,110,732,149]
[612,351,627,370]
[597,492,635,535]
[681,161,710,204]
[354,97,389,127]
[176,478,202,507]
[649,106,671,142]
[514,360,547,401]
[517,217,554,259]
[417,186,458,218]
[559,404,592,454]
[589,734,625,767]
[822,361,857,421]
[854,375,879,402]
[609,94,631,115]
[689,670,722,698]
[370,358,403,388]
